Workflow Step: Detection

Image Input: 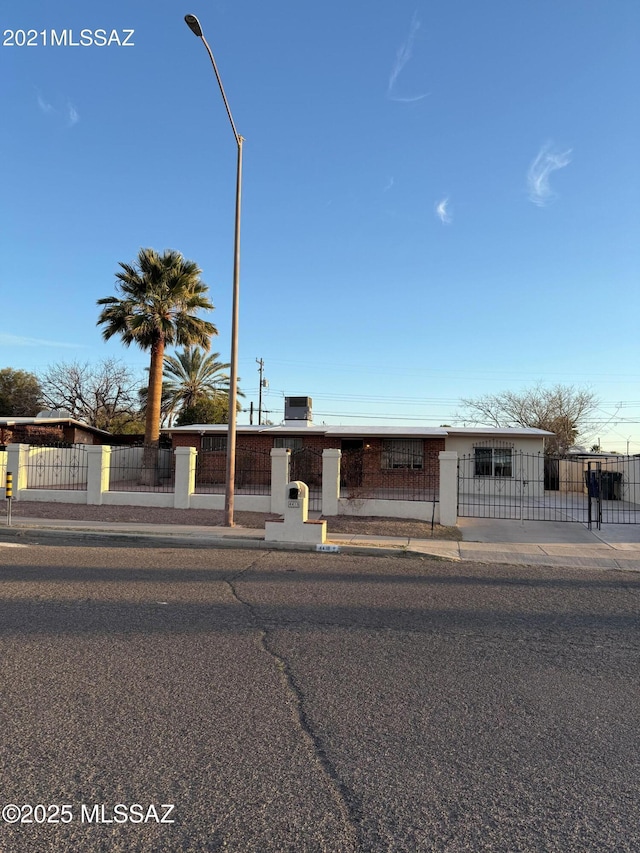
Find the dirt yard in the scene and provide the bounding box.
[6,501,461,540]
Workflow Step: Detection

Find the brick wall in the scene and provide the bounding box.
[10,425,65,445]
[172,431,444,494]
[2,424,106,446]
[172,432,203,449]
[343,438,444,496]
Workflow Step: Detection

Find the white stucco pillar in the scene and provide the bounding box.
[438,450,458,527]
[86,445,111,505]
[322,449,341,517]
[6,443,29,500]
[270,448,290,514]
[174,446,197,509]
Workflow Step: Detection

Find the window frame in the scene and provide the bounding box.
[474,446,513,478]
[381,439,424,470]
[273,437,304,452]
[201,435,227,452]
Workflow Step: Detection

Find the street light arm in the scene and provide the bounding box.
[184,12,243,528]
[184,14,241,147]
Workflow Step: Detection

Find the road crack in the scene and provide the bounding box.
[225,559,363,852]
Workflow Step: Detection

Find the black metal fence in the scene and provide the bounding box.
[195,448,272,495]
[458,452,640,525]
[25,444,88,490]
[585,458,640,525]
[194,449,226,492]
[289,448,322,511]
[340,447,439,502]
[108,445,175,492]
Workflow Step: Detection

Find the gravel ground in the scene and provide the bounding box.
[4,501,461,540]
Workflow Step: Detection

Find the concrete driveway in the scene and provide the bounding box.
[440,518,640,571]
[459,517,640,547]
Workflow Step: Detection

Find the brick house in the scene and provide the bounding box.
[0,417,112,447]
[164,398,550,499]
[169,422,446,493]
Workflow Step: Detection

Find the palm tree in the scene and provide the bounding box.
[163,347,232,416]
[137,378,176,429]
[138,347,241,426]
[97,248,217,453]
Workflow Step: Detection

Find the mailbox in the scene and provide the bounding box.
[286,480,307,511]
[265,479,326,544]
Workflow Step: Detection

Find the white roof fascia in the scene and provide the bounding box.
[445,427,553,437]
[165,425,447,437]
[163,423,551,438]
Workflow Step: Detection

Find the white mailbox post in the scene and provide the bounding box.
[265,480,327,544]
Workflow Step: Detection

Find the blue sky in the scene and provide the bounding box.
[1,1,639,450]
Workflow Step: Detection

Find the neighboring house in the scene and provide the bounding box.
[0,417,113,447]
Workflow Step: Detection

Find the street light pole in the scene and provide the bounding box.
[184,13,243,527]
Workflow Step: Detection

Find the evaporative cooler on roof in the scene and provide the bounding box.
[284,397,312,421]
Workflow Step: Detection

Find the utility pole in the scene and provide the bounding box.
[256,358,268,425]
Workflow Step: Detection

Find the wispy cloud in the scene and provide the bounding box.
[387,13,429,103]
[0,333,84,349]
[36,91,54,114]
[435,197,452,224]
[527,142,572,206]
[383,177,395,192]
[67,101,79,126]
[34,89,79,128]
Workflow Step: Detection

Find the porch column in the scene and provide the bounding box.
[174,446,197,509]
[86,445,111,505]
[322,449,341,517]
[438,450,458,527]
[270,448,290,514]
[6,443,29,500]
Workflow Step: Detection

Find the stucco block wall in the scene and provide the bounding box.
[0,449,7,496]
[451,436,548,500]
[445,436,546,457]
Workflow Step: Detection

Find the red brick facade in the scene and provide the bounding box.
[171,430,445,493]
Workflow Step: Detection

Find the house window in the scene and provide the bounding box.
[474,447,512,477]
[382,439,423,470]
[273,437,304,451]
[202,435,227,451]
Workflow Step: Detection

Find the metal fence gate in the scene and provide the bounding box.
[290,447,323,512]
[457,452,640,526]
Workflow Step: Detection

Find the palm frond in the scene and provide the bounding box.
[96,247,218,443]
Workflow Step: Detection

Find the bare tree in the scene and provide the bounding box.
[459,384,599,455]
[39,359,143,432]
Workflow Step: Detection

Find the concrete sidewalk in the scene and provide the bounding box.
[455,517,640,571]
[1,514,639,572]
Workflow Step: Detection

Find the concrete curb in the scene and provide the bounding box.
[2,520,639,571]
[0,522,441,560]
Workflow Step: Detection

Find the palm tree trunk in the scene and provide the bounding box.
[145,338,165,444]
[141,338,165,486]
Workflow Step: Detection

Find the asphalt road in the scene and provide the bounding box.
[0,538,639,852]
